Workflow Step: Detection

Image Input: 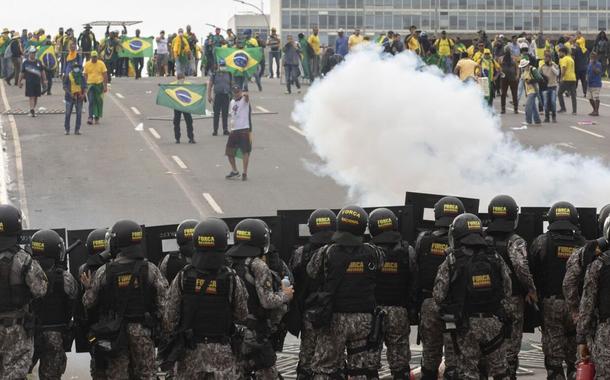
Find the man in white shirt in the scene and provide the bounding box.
[156,30,169,76]
[225,85,252,181]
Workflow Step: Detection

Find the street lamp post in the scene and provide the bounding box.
[233,0,271,34]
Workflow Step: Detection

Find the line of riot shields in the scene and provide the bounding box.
[22,191,601,353]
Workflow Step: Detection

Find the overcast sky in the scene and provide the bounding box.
[2,0,270,39]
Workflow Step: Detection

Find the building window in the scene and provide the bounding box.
[413,0,421,9]
[283,0,291,8]
[505,0,513,8]
[506,13,513,29]
[487,0,495,9]
[422,0,431,8]
[496,11,505,29]
[514,0,522,9]
[487,12,495,29]
[282,11,291,28]
[477,12,485,28]
[440,0,449,8]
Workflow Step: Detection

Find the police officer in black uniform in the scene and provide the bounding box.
[369,207,416,380]
[307,205,385,379]
[0,204,48,379]
[30,229,79,380]
[165,217,249,378]
[79,228,111,279]
[227,218,293,379]
[290,208,336,380]
[416,196,465,380]
[159,219,198,284]
[529,202,586,380]
[81,219,169,379]
[433,213,512,380]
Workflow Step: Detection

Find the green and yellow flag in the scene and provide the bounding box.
[119,36,153,58]
[156,83,207,115]
[215,47,262,75]
[37,45,58,70]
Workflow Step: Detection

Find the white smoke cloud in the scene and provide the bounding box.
[293,47,609,209]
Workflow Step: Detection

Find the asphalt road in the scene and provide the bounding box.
[3,74,609,379]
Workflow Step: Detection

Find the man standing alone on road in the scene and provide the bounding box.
[83,51,108,125]
[18,47,46,117]
[63,62,86,135]
[587,51,603,117]
[172,73,195,144]
[208,59,232,136]
[225,85,251,181]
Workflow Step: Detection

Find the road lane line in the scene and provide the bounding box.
[203,193,224,214]
[172,155,188,169]
[108,93,209,217]
[0,81,29,226]
[577,97,610,108]
[131,106,141,115]
[570,126,605,139]
[288,125,306,137]
[256,105,270,113]
[115,93,125,99]
[148,128,161,139]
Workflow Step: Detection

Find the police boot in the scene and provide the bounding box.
[391,366,411,380]
[421,367,439,380]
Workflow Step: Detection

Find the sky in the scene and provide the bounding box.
[2,0,270,39]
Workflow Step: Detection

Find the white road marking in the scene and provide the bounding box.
[0,81,28,226]
[203,193,224,214]
[148,128,161,139]
[554,142,577,150]
[288,125,306,137]
[172,155,188,169]
[570,126,605,139]
[131,106,141,115]
[134,123,144,131]
[576,97,610,108]
[115,93,125,99]
[256,105,270,113]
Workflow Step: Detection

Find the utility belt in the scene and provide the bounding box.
[346,307,386,355]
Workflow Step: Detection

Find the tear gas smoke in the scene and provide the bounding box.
[293,48,610,209]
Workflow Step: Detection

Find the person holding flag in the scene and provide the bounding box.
[63,61,86,135]
[83,51,107,125]
[170,72,196,144]
[172,28,191,76]
[39,39,56,95]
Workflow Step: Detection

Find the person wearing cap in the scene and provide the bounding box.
[18,46,46,117]
[225,85,252,180]
[208,59,233,136]
[0,28,11,80]
[78,24,97,61]
[520,58,542,125]
[586,51,603,117]
[558,46,577,115]
[156,30,169,77]
[434,31,454,74]
[476,48,502,107]
[529,202,586,380]
[99,27,120,81]
[307,26,321,80]
[267,27,281,78]
[172,28,191,77]
[335,28,348,57]
[83,51,107,125]
[348,28,364,51]
[5,31,23,86]
[63,60,87,135]
[282,34,302,95]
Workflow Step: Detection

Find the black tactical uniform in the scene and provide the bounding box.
[159,219,198,284]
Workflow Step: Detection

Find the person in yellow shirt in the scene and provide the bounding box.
[575,31,587,53]
[558,46,577,114]
[62,62,87,134]
[434,31,454,73]
[348,28,363,51]
[476,49,502,106]
[405,26,421,55]
[172,28,191,76]
[307,27,321,79]
[83,51,108,124]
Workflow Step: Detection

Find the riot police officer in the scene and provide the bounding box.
[416,196,464,380]
[290,208,336,380]
[576,216,610,379]
[165,217,249,378]
[369,207,416,380]
[0,204,47,379]
[307,205,384,379]
[227,218,293,379]
[485,195,537,379]
[159,219,198,283]
[78,228,111,278]
[81,219,169,379]
[30,229,79,380]
[529,202,586,380]
[433,213,512,380]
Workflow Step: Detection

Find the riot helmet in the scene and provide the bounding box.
[307,208,336,244]
[176,219,198,246]
[0,204,23,249]
[336,205,368,236]
[86,228,108,256]
[227,218,270,257]
[434,197,465,227]
[598,204,610,234]
[31,229,66,262]
[604,216,610,242]
[368,208,398,236]
[448,213,487,248]
[193,218,230,252]
[547,201,579,231]
[486,195,519,233]
[105,220,143,256]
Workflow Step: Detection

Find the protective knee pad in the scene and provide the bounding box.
[421,367,439,380]
[391,366,411,380]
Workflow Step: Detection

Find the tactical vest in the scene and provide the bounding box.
[0,249,31,313]
[449,248,504,316]
[213,71,232,95]
[232,258,268,321]
[166,251,188,284]
[103,259,153,320]
[543,232,585,298]
[180,265,233,339]
[327,244,376,313]
[487,234,526,296]
[375,241,410,307]
[597,254,610,319]
[34,265,72,327]
[579,241,599,297]
[417,230,450,295]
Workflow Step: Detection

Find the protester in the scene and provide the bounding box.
[558,47,577,115]
[335,28,348,57]
[454,52,478,82]
[500,47,519,114]
[283,34,301,95]
[307,27,321,80]
[573,42,588,97]
[477,48,502,106]
[83,51,107,125]
[594,31,609,77]
[348,28,363,51]
[520,59,542,125]
[225,85,252,181]
[156,30,169,76]
[172,28,191,76]
[267,27,281,78]
[171,72,195,144]
[207,59,232,136]
[185,25,198,76]
[321,47,343,76]
[39,40,54,95]
[0,29,11,80]
[6,32,22,86]
[539,51,560,123]
[18,47,46,117]
[433,30,454,73]
[99,27,119,81]
[298,33,310,81]
[64,41,81,76]
[587,51,603,117]
[63,62,86,135]
[132,29,145,79]
[405,26,421,55]
[78,24,96,61]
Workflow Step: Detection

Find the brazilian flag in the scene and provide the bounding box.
[215,47,262,75]
[37,45,57,70]
[119,36,153,58]
[156,83,207,115]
